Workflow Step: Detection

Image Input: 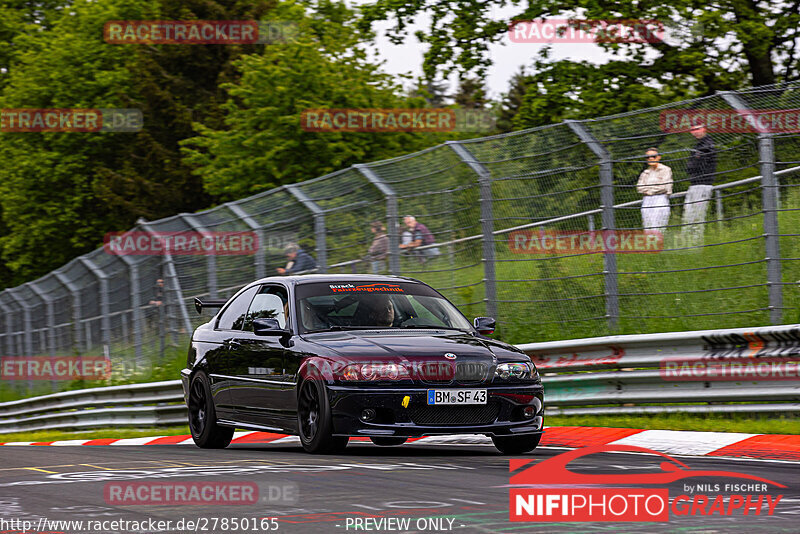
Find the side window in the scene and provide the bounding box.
[244,286,289,331]
[216,286,259,330]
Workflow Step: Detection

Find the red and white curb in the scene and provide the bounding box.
[2,427,798,461]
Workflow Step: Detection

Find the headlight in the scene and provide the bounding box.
[339,363,410,381]
[495,362,537,380]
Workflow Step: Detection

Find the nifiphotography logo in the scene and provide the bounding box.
[509,445,785,522]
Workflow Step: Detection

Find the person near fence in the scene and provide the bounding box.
[398,215,440,263]
[276,243,317,274]
[682,123,718,244]
[637,148,673,232]
[365,221,389,273]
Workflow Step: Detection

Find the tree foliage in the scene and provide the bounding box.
[359,0,800,126]
[181,1,442,201]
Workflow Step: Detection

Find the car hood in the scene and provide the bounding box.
[302,330,527,363]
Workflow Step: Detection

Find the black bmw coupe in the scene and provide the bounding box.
[181,274,544,454]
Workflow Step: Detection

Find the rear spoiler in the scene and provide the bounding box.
[194,297,228,314]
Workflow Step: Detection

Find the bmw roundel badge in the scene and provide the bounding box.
[444,353,457,360]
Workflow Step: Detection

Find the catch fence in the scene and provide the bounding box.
[3,82,800,397]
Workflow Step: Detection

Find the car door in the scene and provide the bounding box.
[208,285,259,416]
[226,284,293,429]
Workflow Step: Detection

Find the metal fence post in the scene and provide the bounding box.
[720,92,783,324]
[446,141,498,320]
[179,214,217,298]
[54,270,83,353]
[759,133,782,323]
[5,288,33,356]
[5,288,35,394]
[565,120,619,330]
[286,185,327,272]
[78,257,112,348]
[225,201,265,279]
[0,295,14,357]
[27,282,55,357]
[115,253,143,365]
[28,281,58,392]
[138,220,194,336]
[354,164,400,275]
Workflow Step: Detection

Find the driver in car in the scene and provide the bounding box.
[367,294,395,327]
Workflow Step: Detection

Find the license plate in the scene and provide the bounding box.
[427,389,487,405]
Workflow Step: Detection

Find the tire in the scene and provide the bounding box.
[370,437,407,447]
[188,371,234,449]
[297,377,349,454]
[491,433,542,455]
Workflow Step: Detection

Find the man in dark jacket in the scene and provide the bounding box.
[399,215,440,264]
[682,123,717,244]
[277,243,317,274]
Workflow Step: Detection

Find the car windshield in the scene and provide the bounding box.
[295,281,474,334]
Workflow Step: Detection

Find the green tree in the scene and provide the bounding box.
[182,1,439,201]
[359,0,798,125]
[496,67,533,132]
[453,76,487,109]
[0,0,275,286]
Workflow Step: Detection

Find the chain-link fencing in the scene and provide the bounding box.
[3,82,800,398]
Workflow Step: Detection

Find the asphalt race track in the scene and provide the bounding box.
[0,438,797,534]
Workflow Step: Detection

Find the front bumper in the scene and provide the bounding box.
[327,383,545,438]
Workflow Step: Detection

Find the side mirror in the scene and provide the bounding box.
[474,317,495,335]
[253,318,290,337]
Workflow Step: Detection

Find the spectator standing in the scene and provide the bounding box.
[636,148,673,232]
[277,243,317,274]
[398,215,440,263]
[366,221,389,273]
[682,123,717,243]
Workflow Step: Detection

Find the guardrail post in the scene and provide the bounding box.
[54,269,83,353]
[354,164,400,275]
[179,214,217,298]
[721,92,782,324]
[286,185,327,272]
[138,220,193,336]
[565,120,619,330]
[225,201,266,279]
[78,257,112,348]
[446,141,498,320]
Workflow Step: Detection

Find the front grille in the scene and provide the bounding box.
[408,402,500,425]
[455,362,490,383]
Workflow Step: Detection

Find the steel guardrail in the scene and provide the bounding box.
[1,325,798,432]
